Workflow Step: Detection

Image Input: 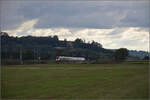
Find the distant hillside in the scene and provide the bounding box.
[108,49,149,59]
[129,50,149,59]
[1,31,149,61]
[1,31,113,60]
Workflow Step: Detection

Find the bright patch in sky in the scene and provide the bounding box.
[4,18,149,51]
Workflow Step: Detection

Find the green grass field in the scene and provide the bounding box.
[1,63,149,99]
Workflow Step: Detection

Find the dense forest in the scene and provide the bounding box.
[1,32,114,62]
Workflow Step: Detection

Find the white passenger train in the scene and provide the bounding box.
[56,56,85,62]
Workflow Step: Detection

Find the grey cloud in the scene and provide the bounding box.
[120,5,149,27]
[1,1,149,30]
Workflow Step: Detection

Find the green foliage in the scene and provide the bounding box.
[1,31,112,61]
[114,48,129,62]
[143,56,149,60]
[0,31,119,65]
[23,50,34,60]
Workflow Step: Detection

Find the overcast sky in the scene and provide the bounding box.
[1,0,149,51]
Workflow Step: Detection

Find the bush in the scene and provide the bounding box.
[2,60,21,65]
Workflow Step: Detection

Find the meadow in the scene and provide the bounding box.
[1,62,149,99]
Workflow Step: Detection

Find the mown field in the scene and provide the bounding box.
[1,62,149,99]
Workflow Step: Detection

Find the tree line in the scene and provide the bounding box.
[1,31,130,64]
